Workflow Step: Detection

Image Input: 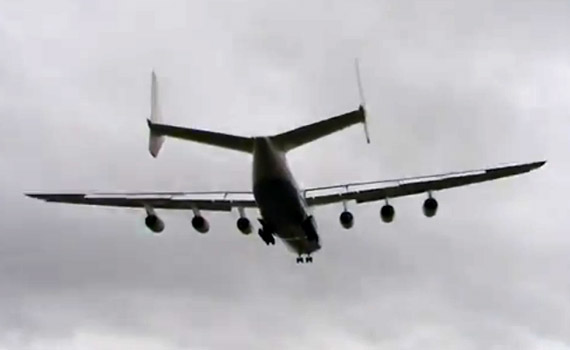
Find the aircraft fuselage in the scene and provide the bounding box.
[252,137,321,256]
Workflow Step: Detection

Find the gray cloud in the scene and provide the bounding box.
[1,0,569,348]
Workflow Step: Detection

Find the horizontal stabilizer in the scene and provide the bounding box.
[148,121,254,153]
[272,107,366,151]
[146,71,253,154]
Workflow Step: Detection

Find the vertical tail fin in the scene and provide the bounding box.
[354,58,370,144]
[148,71,165,157]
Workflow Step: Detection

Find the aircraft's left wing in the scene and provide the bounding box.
[25,191,257,211]
[304,160,546,206]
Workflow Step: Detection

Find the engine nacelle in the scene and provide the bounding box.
[423,197,438,217]
[236,217,252,234]
[380,204,395,223]
[145,214,165,233]
[192,215,210,233]
[339,211,354,229]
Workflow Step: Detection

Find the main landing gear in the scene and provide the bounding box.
[258,228,275,245]
[301,216,319,243]
[296,255,313,264]
[257,218,277,245]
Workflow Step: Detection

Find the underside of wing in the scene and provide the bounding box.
[305,160,546,206]
[25,191,257,211]
[26,191,258,235]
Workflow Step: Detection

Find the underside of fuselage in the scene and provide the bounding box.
[275,223,322,256]
[252,138,321,256]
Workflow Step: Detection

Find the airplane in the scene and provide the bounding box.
[26,67,546,264]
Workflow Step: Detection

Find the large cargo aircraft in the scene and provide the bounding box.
[26,67,545,263]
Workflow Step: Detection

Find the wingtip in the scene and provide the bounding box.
[24,193,50,201]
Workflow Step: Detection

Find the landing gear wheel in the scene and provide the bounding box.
[305,256,313,263]
[296,257,304,264]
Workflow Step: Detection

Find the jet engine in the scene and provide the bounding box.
[236,217,252,234]
[192,215,210,233]
[423,197,438,217]
[145,214,165,233]
[339,211,354,229]
[380,204,395,223]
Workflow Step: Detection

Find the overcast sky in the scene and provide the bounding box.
[1,0,569,349]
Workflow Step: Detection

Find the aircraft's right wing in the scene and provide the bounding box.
[304,160,546,206]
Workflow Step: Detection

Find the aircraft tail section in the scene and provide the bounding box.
[271,105,367,152]
[146,71,253,155]
[146,60,369,156]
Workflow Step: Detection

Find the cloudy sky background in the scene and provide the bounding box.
[1,0,569,349]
